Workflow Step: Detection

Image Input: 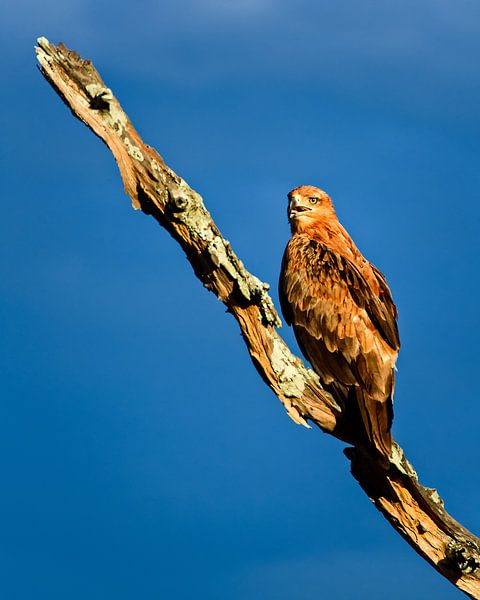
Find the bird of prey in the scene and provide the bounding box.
[279,185,400,461]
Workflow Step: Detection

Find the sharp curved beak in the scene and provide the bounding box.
[288,199,311,219]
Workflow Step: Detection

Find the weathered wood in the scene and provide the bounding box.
[35,37,480,597]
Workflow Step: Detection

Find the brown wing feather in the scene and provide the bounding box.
[279,234,399,459]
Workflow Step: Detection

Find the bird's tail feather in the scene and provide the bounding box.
[355,387,393,464]
[325,382,393,465]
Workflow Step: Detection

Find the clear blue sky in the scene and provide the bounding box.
[2,1,479,598]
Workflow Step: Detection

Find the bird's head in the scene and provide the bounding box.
[287,185,336,233]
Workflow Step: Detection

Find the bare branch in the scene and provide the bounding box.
[35,37,480,598]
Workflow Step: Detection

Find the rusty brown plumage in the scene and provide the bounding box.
[279,185,400,460]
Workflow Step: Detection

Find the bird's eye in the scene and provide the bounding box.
[308,197,319,205]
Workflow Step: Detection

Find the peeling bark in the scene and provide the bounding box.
[35,38,480,597]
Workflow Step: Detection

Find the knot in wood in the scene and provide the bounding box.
[85,84,113,111]
[446,540,480,574]
[89,91,111,111]
[169,191,189,213]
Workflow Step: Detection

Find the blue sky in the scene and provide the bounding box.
[1,1,480,598]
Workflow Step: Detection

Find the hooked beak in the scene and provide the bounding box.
[288,198,311,219]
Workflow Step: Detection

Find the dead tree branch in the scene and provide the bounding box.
[35,37,480,597]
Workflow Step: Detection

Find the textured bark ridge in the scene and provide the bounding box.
[36,38,480,598]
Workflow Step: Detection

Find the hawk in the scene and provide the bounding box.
[279,185,400,461]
